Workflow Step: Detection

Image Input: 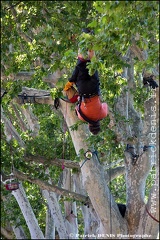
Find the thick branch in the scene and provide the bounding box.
[1,106,25,147]
[10,102,28,132]
[1,70,65,83]
[106,166,125,184]
[25,155,80,170]
[12,168,88,203]
[130,44,148,61]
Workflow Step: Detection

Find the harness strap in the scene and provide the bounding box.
[77,99,99,125]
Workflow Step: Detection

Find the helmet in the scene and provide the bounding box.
[89,122,100,135]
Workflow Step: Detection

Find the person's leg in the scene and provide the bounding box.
[101,102,108,118]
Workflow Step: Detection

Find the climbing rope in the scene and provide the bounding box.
[109,151,113,236]
[145,205,159,223]
[18,92,51,104]
[5,141,19,191]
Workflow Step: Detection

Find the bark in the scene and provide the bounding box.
[20,105,40,137]
[12,223,27,239]
[1,194,27,239]
[24,154,80,169]
[105,166,125,184]
[12,168,88,203]
[137,87,159,238]
[124,86,159,236]
[1,70,65,83]
[73,173,99,238]
[12,183,45,239]
[44,207,55,239]
[10,102,29,132]
[63,168,78,239]
[1,106,25,147]
[15,87,54,105]
[42,190,68,239]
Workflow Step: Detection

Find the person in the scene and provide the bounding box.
[63,28,108,135]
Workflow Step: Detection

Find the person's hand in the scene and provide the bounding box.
[63,81,74,91]
[88,50,95,59]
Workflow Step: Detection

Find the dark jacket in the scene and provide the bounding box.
[69,58,100,95]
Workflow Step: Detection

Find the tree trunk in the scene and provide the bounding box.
[42,190,69,239]
[44,204,55,239]
[12,224,27,239]
[12,183,45,239]
[63,168,78,239]
[59,100,128,238]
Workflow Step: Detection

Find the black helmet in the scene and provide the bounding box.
[89,122,100,135]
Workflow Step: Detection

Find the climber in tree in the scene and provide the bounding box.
[63,28,108,135]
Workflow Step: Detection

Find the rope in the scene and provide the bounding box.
[80,158,89,168]
[62,101,68,169]
[145,205,159,223]
[109,151,112,236]
[126,90,133,137]
[8,117,15,175]
[18,93,50,104]
[18,93,50,98]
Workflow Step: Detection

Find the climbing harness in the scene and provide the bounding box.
[77,97,99,125]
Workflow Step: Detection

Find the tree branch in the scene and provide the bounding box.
[106,166,125,184]
[5,1,21,10]
[8,4,32,43]
[1,106,25,147]
[103,166,125,184]
[24,154,80,170]
[1,69,65,83]
[12,168,88,203]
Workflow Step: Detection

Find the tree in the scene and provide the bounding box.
[1,1,159,239]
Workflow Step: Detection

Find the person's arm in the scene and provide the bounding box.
[64,66,79,91]
[68,65,79,82]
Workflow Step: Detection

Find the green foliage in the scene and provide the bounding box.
[110,175,126,204]
[1,0,159,237]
